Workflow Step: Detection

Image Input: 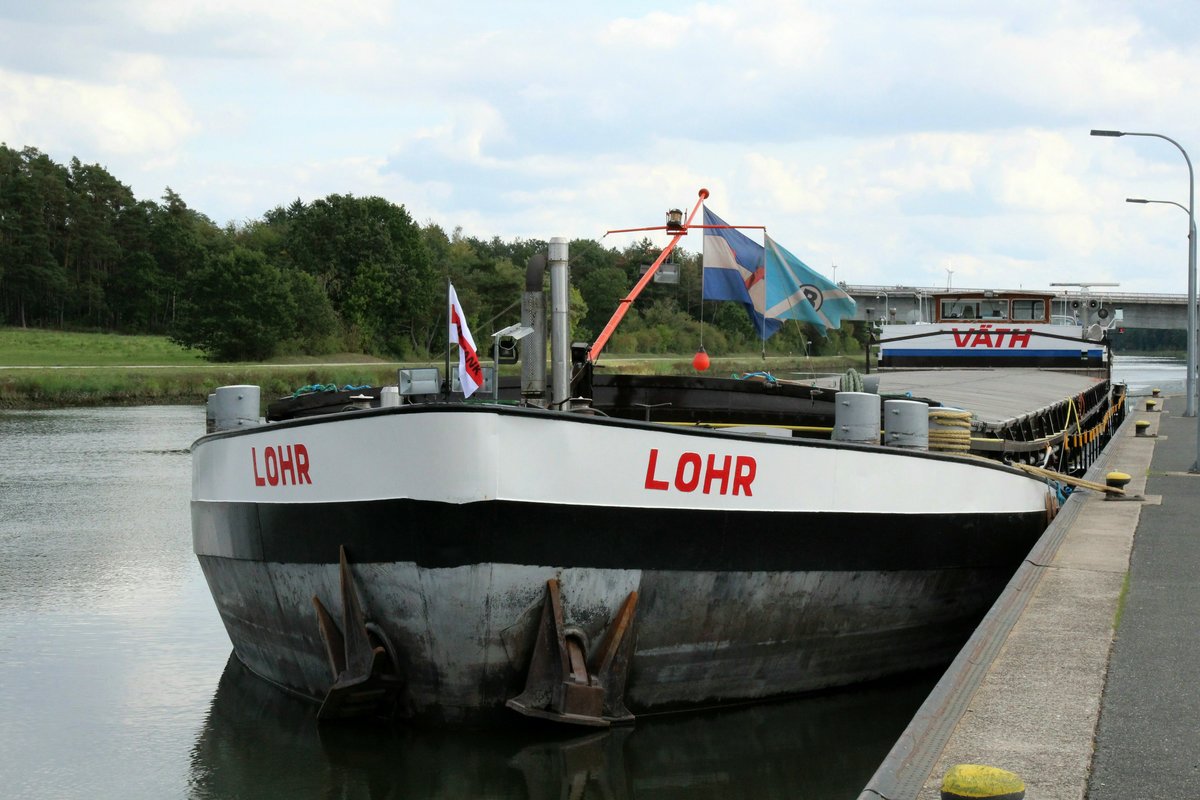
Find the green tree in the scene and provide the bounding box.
[172,246,297,361]
[0,146,70,327]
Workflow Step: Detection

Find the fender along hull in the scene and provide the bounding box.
[192,405,1050,724]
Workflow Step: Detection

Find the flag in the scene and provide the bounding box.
[762,233,857,336]
[449,283,483,398]
[702,208,782,339]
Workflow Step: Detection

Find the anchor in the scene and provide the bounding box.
[311,545,404,721]
[507,578,639,727]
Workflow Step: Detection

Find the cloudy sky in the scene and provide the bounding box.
[2,1,1198,293]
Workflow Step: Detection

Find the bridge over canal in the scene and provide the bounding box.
[843,285,1190,329]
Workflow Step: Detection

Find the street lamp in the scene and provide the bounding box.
[1094,128,1195,424]
[1092,129,1197,428]
[1127,194,1198,404]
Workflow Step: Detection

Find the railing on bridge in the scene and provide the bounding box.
[842,285,1191,329]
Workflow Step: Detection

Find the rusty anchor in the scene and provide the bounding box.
[311,545,404,721]
[507,578,639,727]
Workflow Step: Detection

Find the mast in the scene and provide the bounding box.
[588,188,709,363]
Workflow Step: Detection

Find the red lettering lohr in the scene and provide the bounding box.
[674,452,702,492]
[251,447,266,487]
[704,454,732,495]
[252,443,313,487]
[645,449,754,495]
[295,444,312,484]
[278,445,296,485]
[732,456,756,496]
[644,448,669,490]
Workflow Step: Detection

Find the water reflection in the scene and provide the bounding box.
[190,655,936,799]
[0,405,942,798]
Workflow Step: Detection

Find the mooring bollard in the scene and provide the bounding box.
[1146,398,1158,412]
[940,764,1025,800]
[1152,387,1161,398]
[1135,420,1151,437]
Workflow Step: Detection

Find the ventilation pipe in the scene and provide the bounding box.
[549,238,570,409]
[521,252,548,403]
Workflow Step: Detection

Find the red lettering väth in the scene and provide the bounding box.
[252,443,313,487]
[1007,329,1031,348]
[952,325,1033,350]
[644,449,755,496]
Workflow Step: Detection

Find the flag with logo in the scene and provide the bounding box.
[448,283,483,398]
[701,208,782,339]
[762,233,856,336]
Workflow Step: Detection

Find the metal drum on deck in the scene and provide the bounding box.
[883,399,929,450]
[833,392,881,445]
[210,385,261,432]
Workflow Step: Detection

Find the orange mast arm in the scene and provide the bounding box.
[589,188,709,363]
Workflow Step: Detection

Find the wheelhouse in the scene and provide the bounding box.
[933,291,1054,324]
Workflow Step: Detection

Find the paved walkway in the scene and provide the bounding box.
[1088,395,1200,798]
[859,392,1200,799]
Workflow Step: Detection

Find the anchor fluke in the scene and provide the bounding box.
[507,578,638,727]
[312,545,403,721]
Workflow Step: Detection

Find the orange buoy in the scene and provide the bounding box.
[692,347,711,372]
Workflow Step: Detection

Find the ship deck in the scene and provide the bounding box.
[871,367,1108,428]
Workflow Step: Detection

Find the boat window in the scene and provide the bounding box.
[978,299,1008,320]
[1011,299,1046,322]
[941,300,1008,320]
[940,300,979,320]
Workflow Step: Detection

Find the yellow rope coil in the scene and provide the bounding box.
[928,408,973,452]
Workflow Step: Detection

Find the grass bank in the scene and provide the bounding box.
[0,327,862,409]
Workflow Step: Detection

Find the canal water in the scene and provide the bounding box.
[0,404,935,799]
[1111,353,1188,395]
[0,355,1181,799]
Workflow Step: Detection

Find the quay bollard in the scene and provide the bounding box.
[1145,398,1158,412]
[1152,387,1161,397]
[1106,471,1132,491]
[940,764,1025,800]
[1135,420,1152,437]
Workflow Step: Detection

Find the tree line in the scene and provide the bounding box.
[0,144,863,361]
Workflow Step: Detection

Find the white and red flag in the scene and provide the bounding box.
[448,283,483,398]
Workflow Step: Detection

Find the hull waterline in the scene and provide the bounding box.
[193,404,1051,724]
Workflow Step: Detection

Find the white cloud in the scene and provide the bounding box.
[1,1,1198,292]
[0,65,193,157]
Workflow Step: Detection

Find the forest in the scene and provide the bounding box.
[0,145,864,362]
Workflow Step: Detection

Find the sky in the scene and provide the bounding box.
[2,1,1199,294]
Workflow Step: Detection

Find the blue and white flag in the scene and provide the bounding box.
[763,233,856,336]
[702,208,782,339]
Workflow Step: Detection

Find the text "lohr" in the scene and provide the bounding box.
[252,444,313,487]
[644,448,756,495]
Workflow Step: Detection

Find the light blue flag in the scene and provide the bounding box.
[762,233,856,336]
[702,208,782,339]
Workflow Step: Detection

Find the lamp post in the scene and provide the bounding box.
[1092,129,1197,427]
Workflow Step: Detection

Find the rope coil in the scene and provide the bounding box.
[928,408,972,452]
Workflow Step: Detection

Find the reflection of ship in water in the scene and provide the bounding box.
[190,654,935,798]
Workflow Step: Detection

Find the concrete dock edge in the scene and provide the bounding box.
[858,403,1153,800]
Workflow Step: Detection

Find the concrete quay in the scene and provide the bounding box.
[859,393,1200,799]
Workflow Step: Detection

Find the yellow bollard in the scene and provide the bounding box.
[1135,420,1151,437]
[941,764,1025,800]
[1146,398,1158,412]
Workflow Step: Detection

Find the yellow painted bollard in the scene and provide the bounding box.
[1152,387,1161,397]
[1135,420,1151,437]
[941,764,1025,800]
[1146,398,1158,412]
